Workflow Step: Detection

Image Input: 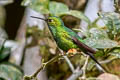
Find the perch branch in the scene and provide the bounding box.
[67,66,83,80]
[67,55,89,80]
[63,55,75,73]
[24,54,62,80]
[80,55,89,79]
[59,49,75,73]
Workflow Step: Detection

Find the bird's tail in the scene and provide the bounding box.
[86,52,106,72]
[72,36,106,72]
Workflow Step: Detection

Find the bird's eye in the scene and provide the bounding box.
[47,19,53,22]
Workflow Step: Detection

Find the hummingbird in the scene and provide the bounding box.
[31,16,105,72]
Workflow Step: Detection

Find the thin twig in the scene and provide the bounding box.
[80,55,89,79]
[99,57,117,64]
[59,49,75,73]
[24,54,62,80]
[67,66,83,80]
[63,56,75,73]
[67,55,90,80]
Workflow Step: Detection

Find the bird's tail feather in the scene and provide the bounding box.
[86,52,106,72]
[72,36,106,72]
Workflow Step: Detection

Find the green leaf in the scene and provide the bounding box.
[49,2,90,23]
[87,60,95,71]
[84,28,118,48]
[109,48,120,58]
[59,10,90,23]
[21,0,49,14]
[85,38,118,49]
[99,12,120,35]
[0,38,5,50]
[94,50,105,57]
[49,1,69,16]
[0,63,23,80]
[110,52,120,58]
[89,28,108,39]
[0,47,10,61]
[0,32,10,61]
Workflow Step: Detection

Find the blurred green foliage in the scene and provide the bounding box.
[0,63,23,80]
[0,37,23,80]
[99,12,120,39]
[22,0,90,23]
[21,0,49,14]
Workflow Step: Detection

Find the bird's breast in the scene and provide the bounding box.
[56,31,78,52]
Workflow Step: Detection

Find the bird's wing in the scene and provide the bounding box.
[64,26,85,43]
[72,36,96,54]
[64,26,96,53]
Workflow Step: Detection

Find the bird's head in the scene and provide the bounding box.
[47,16,64,26]
[31,16,64,27]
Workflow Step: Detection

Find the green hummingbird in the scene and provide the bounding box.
[31,16,105,71]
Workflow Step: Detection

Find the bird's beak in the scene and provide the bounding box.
[31,16,47,21]
[31,16,54,37]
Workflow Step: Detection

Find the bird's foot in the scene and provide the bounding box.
[66,48,77,56]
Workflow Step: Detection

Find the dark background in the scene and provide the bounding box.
[4,0,25,39]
